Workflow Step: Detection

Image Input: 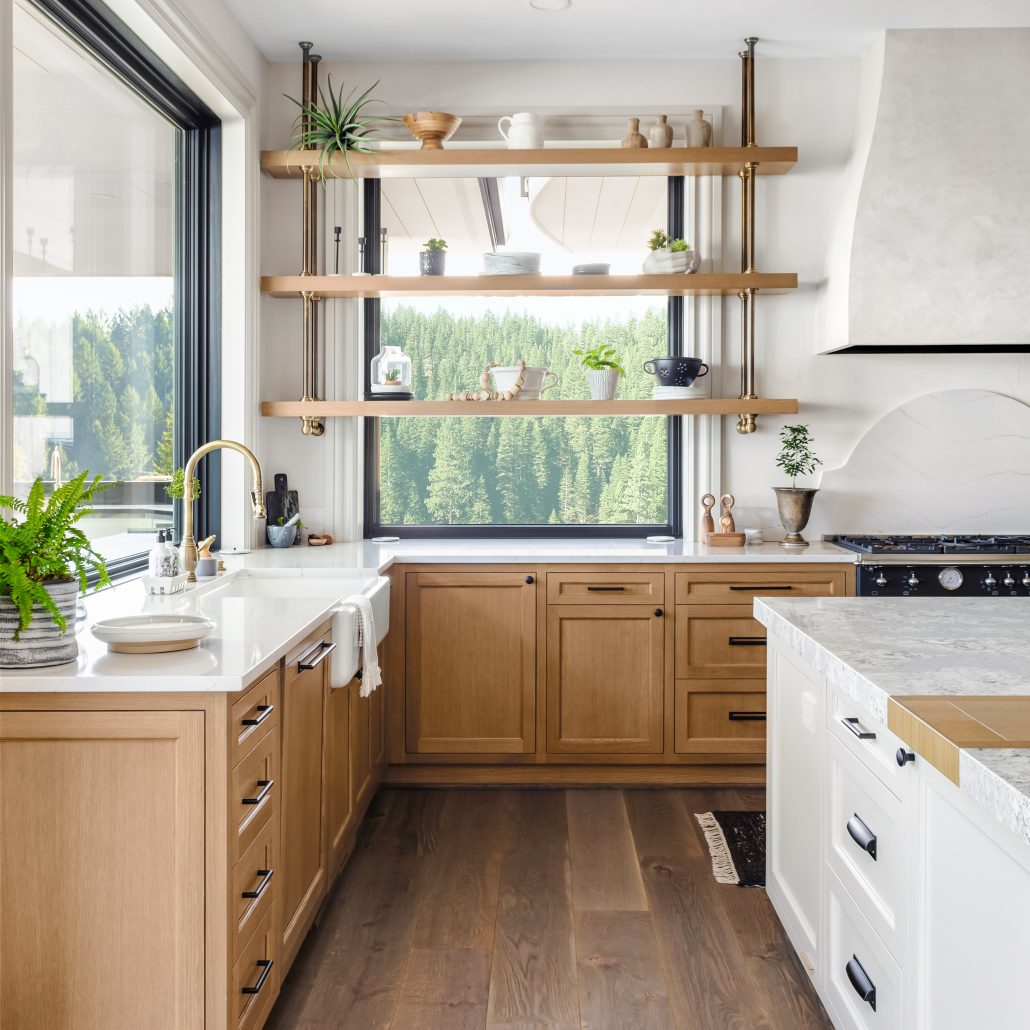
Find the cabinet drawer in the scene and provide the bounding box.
[675,605,767,679]
[675,569,849,604]
[231,666,280,768]
[825,868,904,1030]
[674,681,766,753]
[231,729,279,863]
[827,737,909,960]
[232,811,279,962]
[547,571,664,605]
[232,903,278,1030]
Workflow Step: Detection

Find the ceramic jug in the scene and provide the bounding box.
[498,113,544,149]
[649,115,673,148]
[685,109,713,147]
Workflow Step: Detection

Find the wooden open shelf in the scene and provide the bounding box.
[261,146,798,180]
[261,272,797,299]
[260,398,799,419]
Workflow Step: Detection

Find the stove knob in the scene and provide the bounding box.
[1003,574,1016,588]
[1023,574,1030,588]
[984,573,997,589]
[906,573,920,588]
[875,573,888,587]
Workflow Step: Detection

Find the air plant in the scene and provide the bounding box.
[285,76,397,183]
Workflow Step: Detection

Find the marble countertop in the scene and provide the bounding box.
[755,596,1030,847]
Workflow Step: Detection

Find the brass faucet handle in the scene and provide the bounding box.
[251,492,267,519]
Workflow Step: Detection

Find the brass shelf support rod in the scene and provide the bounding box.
[737,37,760,434]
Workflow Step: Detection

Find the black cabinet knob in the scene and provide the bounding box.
[525,575,534,584]
[654,608,664,617]
[896,748,915,767]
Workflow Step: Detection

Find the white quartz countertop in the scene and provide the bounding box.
[755,596,1030,847]
[222,538,856,571]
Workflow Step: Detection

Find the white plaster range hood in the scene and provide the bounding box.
[821,29,1030,352]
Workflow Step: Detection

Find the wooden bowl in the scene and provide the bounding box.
[403,111,462,150]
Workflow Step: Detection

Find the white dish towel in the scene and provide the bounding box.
[334,594,382,697]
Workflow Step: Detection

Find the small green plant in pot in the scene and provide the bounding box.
[773,424,823,547]
[573,344,626,401]
[643,227,699,274]
[420,238,447,276]
[0,472,111,668]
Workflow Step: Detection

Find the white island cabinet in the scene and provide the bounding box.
[761,604,1030,1030]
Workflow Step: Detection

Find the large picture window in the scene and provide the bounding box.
[9,0,219,575]
[363,171,684,537]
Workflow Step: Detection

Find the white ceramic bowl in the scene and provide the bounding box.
[91,614,215,653]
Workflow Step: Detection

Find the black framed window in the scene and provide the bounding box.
[10,0,220,578]
[362,174,684,538]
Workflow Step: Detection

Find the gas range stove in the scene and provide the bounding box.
[833,535,1030,597]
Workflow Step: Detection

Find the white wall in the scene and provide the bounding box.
[257,53,1030,540]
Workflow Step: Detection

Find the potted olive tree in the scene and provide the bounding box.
[420,238,447,276]
[573,344,625,400]
[0,472,110,667]
[773,424,822,547]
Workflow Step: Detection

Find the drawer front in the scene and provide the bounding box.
[674,680,766,753]
[826,869,904,1030]
[231,666,280,767]
[233,812,279,962]
[232,904,278,1030]
[675,604,767,679]
[547,571,665,605]
[231,729,279,863]
[675,569,850,604]
[827,686,913,801]
[827,736,908,959]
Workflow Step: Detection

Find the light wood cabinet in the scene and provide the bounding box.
[675,603,768,679]
[325,677,354,877]
[674,680,767,754]
[0,710,206,1030]
[405,571,537,754]
[546,604,664,754]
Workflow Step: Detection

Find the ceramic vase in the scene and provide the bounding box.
[620,118,648,149]
[643,247,700,274]
[685,109,713,148]
[588,368,620,400]
[0,580,79,668]
[648,115,673,148]
[420,250,445,276]
[773,487,818,547]
[498,112,544,149]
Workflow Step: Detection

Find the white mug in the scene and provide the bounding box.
[498,112,544,149]
[492,365,558,396]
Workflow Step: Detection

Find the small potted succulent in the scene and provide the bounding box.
[773,424,823,547]
[0,472,111,668]
[643,228,700,274]
[573,344,625,401]
[420,238,447,276]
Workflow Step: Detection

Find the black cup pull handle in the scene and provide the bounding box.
[587,585,626,592]
[241,959,274,996]
[842,716,876,741]
[846,814,878,860]
[241,868,274,900]
[241,704,273,728]
[242,779,274,806]
[845,955,876,1011]
[728,711,766,721]
[728,636,766,646]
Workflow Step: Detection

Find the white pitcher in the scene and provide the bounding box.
[498,112,544,149]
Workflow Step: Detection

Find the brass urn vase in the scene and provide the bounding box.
[773,487,818,547]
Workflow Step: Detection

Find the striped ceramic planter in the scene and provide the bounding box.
[0,580,80,668]
[588,368,621,401]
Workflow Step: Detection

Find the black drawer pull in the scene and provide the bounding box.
[728,636,766,646]
[241,704,273,728]
[729,584,792,591]
[587,585,627,592]
[845,955,876,1011]
[846,814,878,860]
[298,640,336,671]
[842,716,876,741]
[728,711,767,721]
[242,779,274,806]
[896,748,915,766]
[525,575,534,584]
[241,959,273,996]
[242,868,274,900]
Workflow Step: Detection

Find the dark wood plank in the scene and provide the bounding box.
[391,949,492,1030]
[566,790,647,912]
[413,789,517,951]
[574,910,674,1030]
[746,943,833,1029]
[486,791,579,1027]
[624,789,775,1030]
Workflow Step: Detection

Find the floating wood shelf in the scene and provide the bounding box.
[261,146,798,180]
[260,398,800,419]
[261,272,797,299]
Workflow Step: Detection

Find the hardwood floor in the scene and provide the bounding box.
[266,787,831,1030]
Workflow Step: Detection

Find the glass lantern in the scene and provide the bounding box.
[369,345,413,399]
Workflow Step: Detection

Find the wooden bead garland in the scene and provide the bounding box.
[446,360,526,402]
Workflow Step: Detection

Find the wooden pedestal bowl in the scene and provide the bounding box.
[403,111,462,150]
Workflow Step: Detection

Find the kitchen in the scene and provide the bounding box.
[2,1,1030,1029]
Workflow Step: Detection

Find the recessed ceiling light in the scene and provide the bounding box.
[529,0,571,11]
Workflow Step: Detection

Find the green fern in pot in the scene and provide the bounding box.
[0,472,111,667]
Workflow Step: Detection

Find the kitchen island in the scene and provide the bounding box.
[756,596,1030,1030]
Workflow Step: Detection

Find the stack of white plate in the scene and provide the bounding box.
[652,383,708,399]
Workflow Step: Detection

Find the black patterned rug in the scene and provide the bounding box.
[695,810,766,887]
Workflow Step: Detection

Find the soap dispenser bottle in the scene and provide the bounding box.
[148,530,167,575]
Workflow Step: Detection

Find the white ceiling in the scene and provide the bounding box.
[225,0,1030,61]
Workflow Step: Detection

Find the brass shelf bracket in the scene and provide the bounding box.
[737,37,761,435]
